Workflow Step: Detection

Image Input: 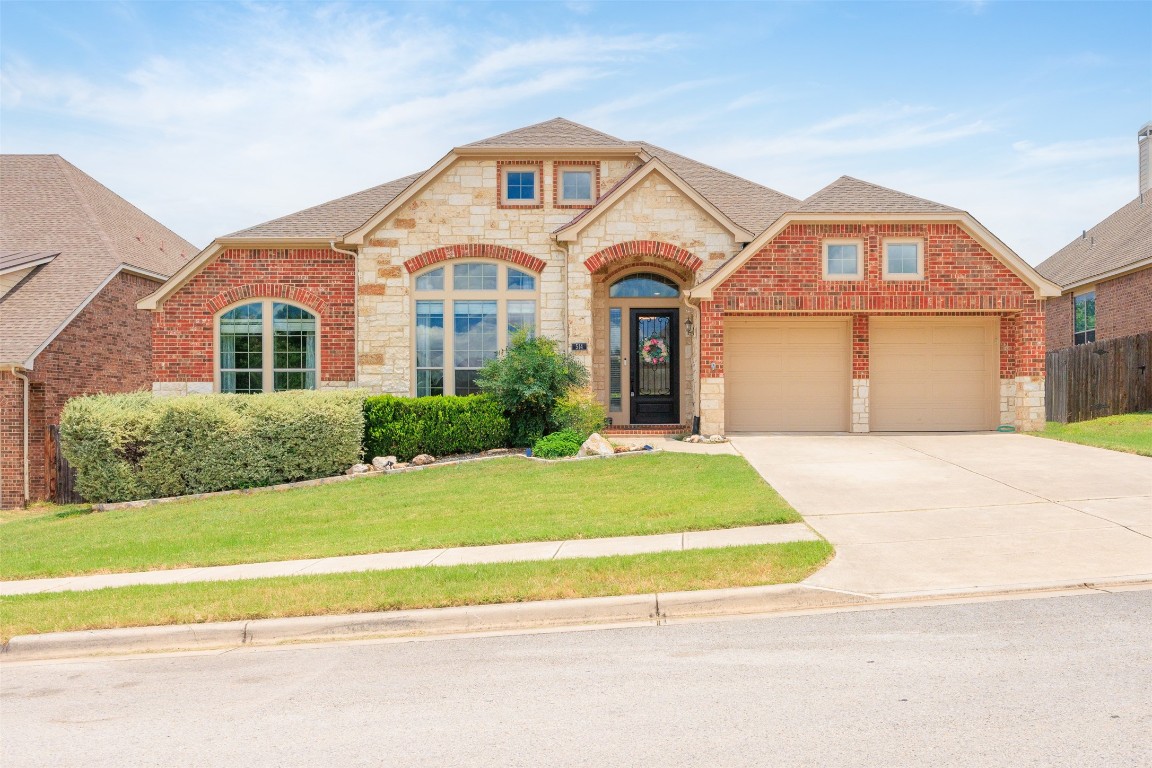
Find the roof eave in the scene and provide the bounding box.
[1056,255,1152,293]
[454,145,643,158]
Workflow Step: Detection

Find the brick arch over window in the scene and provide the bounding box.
[598,259,694,286]
[403,244,547,274]
[205,284,328,315]
[583,241,703,274]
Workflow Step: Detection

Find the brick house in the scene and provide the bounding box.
[141,118,1058,439]
[1036,123,1152,351]
[0,155,196,509]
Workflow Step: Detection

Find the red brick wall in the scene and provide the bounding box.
[0,271,158,508]
[1044,266,1152,351]
[1097,267,1152,342]
[152,248,356,384]
[700,222,1044,378]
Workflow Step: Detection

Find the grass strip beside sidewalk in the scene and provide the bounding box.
[1029,413,1152,457]
[0,541,832,640]
[2,454,800,580]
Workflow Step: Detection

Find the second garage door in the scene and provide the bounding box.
[724,318,851,432]
[870,317,999,432]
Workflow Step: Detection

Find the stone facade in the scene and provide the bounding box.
[1,272,159,508]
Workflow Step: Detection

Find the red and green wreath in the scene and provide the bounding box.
[640,337,670,365]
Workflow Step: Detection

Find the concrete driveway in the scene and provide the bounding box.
[731,433,1152,597]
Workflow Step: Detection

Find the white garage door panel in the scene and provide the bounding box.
[725,319,851,432]
[870,318,998,432]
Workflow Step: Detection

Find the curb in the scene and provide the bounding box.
[6,576,1149,662]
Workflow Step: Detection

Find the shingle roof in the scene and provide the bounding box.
[637,142,799,235]
[225,173,423,239]
[0,155,197,365]
[464,117,629,147]
[0,250,59,273]
[797,176,960,214]
[1035,196,1152,288]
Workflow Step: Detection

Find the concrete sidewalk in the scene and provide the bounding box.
[0,523,819,596]
[730,433,1152,597]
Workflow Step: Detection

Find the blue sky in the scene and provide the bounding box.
[2,1,1149,262]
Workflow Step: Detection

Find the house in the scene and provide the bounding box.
[1036,123,1152,351]
[140,118,1058,439]
[0,155,197,509]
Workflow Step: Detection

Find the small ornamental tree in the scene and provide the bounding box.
[476,330,589,445]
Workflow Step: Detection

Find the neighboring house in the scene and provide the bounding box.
[1036,123,1152,351]
[140,118,1058,441]
[0,155,196,509]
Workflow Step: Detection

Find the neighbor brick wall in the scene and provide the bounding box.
[1044,266,1152,352]
[1097,266,1152,342]
[0,272,158,507]
[152,248,356,385]
[699,222,1045,378]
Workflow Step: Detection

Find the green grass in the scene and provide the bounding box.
[1029,412,1152,457]
[0,454,800,580]
[0,541,832,640]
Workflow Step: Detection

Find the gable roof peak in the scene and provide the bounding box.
[463,117,629,148]
[796,175,961,215]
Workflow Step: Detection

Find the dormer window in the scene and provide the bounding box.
[499,161,543,207]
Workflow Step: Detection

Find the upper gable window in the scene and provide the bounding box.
[883,240,924,280]
[561,170,593,201]
[823,240,864,280]
[501,165,540,206]
[555,162,599,208]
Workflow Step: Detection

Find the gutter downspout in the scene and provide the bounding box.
[330,241,359,388]
[9,366,30,506]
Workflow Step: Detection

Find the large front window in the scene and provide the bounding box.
[219,301,317,393]
[413,261,538,396]
[1074,291,1096,345]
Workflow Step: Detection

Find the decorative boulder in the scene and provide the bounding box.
[683,435,703,444]
[346,463,372,476]
[393,462,411,469]
[371,456,398,471]
[411,454,436,466]
[577,432,615,458]
[707,435,727,443]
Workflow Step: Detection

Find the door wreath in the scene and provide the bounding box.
[639,337,670,365]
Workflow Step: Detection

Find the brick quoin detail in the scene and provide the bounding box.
[699,223,1044,379]
[403,244,547,274]
[206,284,329,315]
[584,240,703,274]
[152,248,355,384]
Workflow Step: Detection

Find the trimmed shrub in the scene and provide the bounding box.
[363,394,509,461]
[477,330,589,445]
[532,429,585,459]
[552,387,607,440]
[61,391,364,503]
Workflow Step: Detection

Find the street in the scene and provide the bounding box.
[3,589,1150,767]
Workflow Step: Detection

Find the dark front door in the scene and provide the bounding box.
[630,309,679,424]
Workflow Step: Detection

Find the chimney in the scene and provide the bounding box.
[1140,122,1152,195]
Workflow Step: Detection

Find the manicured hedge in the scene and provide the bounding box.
[363,395,509,461]
[61,391,364,503]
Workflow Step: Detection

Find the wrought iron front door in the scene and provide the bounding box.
[630,309,679,424]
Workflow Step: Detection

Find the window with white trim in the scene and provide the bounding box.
[1074,291,1096,345]
[883,240,924,280]
[218,300,317,393]
[412,261,539,396]
[823,240,863,280]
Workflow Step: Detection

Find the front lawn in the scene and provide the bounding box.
[0,454,800,580]
[0,541,832,640]
[1029,412,1152,457]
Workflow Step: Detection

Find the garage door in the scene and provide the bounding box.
[870,317,998,431]
[724,318,851,431]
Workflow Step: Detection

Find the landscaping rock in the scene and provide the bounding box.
[411,454,436,466]
[392,462,410,469]
[706,435,728,443]
[577,432,614,457]
[683,435,703,443]
[484,448,511,456]
[371,456,397,471]
[346,463,372,476]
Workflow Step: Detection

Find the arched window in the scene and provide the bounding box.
[412,261,538,396]
[609,272,680,298]
[218,301,317,393]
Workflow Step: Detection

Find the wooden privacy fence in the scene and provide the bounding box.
[1045,332,1152,423]
[47,425,84,504]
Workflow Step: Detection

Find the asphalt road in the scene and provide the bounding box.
[3,591,1150,768]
